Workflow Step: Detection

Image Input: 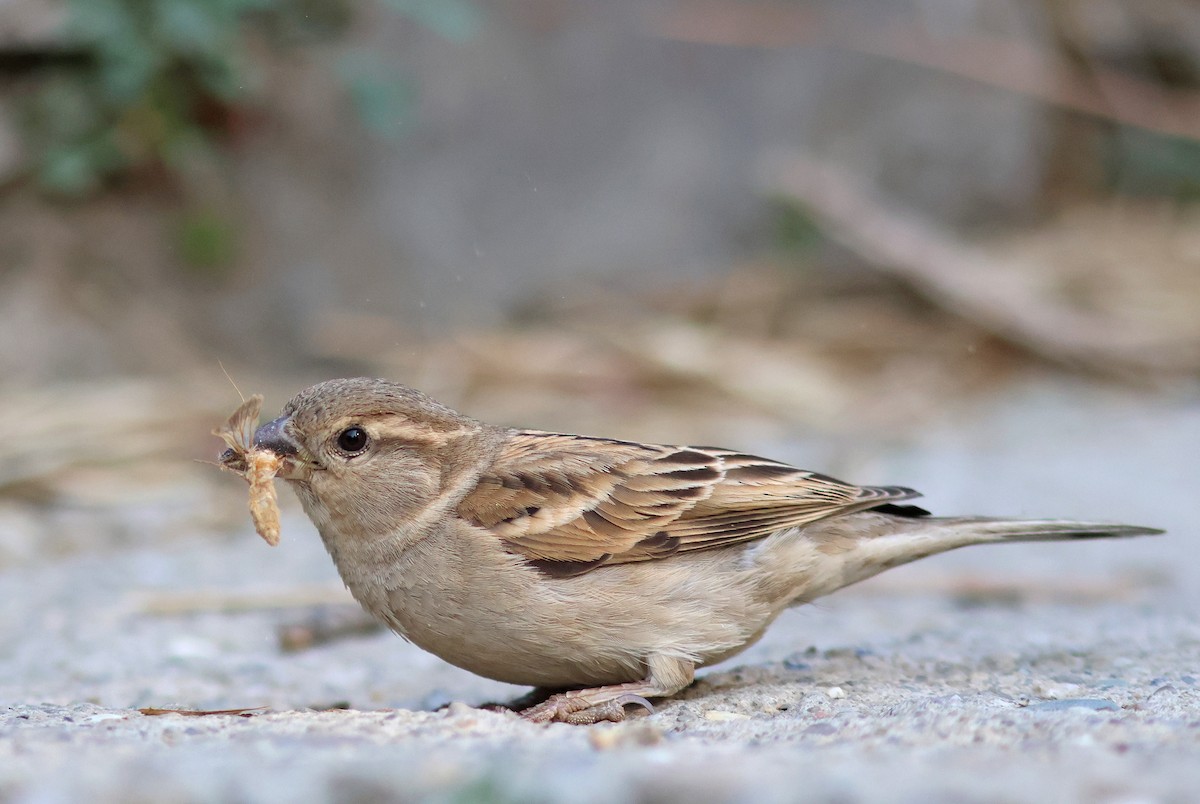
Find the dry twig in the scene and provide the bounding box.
[139,707,266,717]
[765,155,1200,376]
[646,1,1200,143]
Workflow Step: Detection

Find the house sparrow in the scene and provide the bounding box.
[226,378,1161,724]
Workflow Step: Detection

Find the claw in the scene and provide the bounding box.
[610,693,655,714]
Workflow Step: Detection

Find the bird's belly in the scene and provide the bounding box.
[398,615,643,688]
[376,540,775,689]
[383,598,645,688]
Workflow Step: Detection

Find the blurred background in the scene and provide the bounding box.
[0,0,1197,593]
[3,6,1199,799]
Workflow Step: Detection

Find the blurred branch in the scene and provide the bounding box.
[763,153,1200,377]
[646,1,1200,143]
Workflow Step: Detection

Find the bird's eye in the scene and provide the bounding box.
[336,427,369,454]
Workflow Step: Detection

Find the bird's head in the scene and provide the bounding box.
[246,378,491,535]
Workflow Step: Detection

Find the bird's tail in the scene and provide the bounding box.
[920,517,1163,545]
[799,514,1163,600]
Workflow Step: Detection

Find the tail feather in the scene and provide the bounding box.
[817,514,1164,595]
[928,517,1163,543]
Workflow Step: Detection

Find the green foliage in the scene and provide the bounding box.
[766,195,826,256]
[21,0,482,198]
[16,0,481,271]
[177,207,239,275]
[25,0,278,196]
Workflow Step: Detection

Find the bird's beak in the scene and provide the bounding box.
[218,414,309,479]
[251,415,312,480]
[253,415,299,458]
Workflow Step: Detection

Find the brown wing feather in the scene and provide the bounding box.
[456,433,920,575]
[458,432,720,564]
[625,449,917,559]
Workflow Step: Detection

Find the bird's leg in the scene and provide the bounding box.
[520,655,694,724]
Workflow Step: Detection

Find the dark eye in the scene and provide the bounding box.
[336,427,369,454]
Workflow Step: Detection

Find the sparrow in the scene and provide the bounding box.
[227,377,1161,724]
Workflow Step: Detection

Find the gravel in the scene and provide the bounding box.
[2,379,1197,803]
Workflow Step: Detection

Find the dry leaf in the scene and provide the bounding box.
[138,706,266,717]
[213,394,283,546]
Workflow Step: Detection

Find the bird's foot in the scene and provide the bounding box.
[520,692,655,725]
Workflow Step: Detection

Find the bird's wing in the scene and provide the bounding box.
[456,432,921,577]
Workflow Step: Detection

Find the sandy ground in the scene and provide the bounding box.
[1,378,1197,803]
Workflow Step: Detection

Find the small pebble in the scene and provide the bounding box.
[703,710,749,722]
[588,724,663,749]
[825,687,846,700]
[84,713,127,724]
[166,636,218,660]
